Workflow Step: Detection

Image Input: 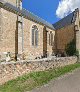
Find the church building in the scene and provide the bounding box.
[0,0,80,61]
[0,0,55,60]
[53,8,80,56]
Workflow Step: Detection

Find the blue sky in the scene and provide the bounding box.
[23,0,60,24]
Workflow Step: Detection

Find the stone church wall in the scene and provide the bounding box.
[55,24,75,53]
[23,18,55,59]
[23,18,44,59]
[47,27,55,56]
[0,8,17,59]
[0,7,55,60]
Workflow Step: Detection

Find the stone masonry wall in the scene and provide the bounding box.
[23,18,44,60]
[0,8,17,53]
[56,24,75,53]
[0,56,77,85]
[47,27,55,56]
[75,10,80,55]
[0,7,55,60]
[23,17,55,60]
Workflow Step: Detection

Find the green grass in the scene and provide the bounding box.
[0,63,80,92]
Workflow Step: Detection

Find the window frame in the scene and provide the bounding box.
[31,25,38,47]
[49,32,53,46]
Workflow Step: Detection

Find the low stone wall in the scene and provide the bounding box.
[0,56,77,85]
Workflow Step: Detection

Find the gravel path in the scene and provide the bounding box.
[30,68,80,92]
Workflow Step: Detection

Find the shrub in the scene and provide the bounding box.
[65,39,76,56]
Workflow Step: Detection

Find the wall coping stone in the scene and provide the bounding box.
[0,56,77,65]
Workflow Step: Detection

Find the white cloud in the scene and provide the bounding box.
[56,0,80,18]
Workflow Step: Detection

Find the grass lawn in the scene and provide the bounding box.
[0,63,80,92]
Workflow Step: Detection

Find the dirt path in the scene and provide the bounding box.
[30,68,80,92]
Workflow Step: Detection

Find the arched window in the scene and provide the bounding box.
[49,32,53,46]
[31,25,38,46]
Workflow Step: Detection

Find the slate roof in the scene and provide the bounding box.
[0,0,55,30]
[53,10,78,30]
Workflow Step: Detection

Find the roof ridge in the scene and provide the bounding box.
[53,9,78,30]
[53,8,79,25]
[53,11,74,25]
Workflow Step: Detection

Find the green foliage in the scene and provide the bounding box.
[0,63,80,92]
[65,39,76,56]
